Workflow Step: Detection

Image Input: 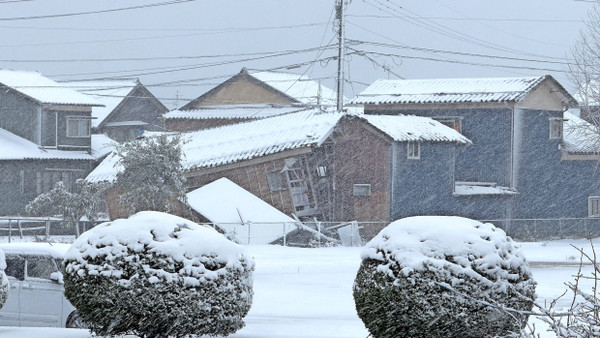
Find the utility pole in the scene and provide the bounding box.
[336,0,346,112]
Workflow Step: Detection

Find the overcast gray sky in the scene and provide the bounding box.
[0,0,594,108]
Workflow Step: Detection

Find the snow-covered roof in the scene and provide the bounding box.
[90,133,116,159]
[0,70,101,106]
[0,242,71,259]
[562,110,600,154]
[164,104,306,120]
[86,109,342,182]
[0,128,96,161]
[352,76,549,105]
[61,80,138,128]
[358,115,471,144]
[249,70,343,106]
[187,178,298,244]
[453,182,518,196]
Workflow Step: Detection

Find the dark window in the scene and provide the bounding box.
[5,257,24,280]
[26,257,56,280]
[66,118,91,138]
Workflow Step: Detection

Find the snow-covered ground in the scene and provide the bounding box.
[3,238,600,337]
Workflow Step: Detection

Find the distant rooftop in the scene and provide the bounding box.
[352,75,573,105]
[0,69,101,106]
[61,79,139,128]
[357,114,471,144]
[164,104,306,120]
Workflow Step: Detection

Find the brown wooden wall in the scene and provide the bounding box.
[331,117,392,230]
[186,158,297,217]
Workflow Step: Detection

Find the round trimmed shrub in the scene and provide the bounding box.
[353,216,536,338]
[63,211,254,337]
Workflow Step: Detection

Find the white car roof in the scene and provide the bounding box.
[0,243,71,259]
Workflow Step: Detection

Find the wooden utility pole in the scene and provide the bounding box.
[336,0,346,112]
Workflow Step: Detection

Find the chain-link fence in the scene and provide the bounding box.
[3,216,600,244]
[0,217,103,243]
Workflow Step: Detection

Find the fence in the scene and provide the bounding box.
[3,216,600,244]
[481,217,600,241]
[0,217,103,243]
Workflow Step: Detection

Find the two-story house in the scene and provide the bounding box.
[351,75,600,224]
[0,70,104,215]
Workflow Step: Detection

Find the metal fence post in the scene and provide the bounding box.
[282,223,287,247]
[17,216,23,239]
[45,218,50,241]
[8,219,11,243]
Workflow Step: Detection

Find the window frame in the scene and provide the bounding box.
[549,118,563,140]
[407,141,420,160]
[434,116,463,134]
[589,196,600,218]
[353,184,372,197]
[66,118,91,138]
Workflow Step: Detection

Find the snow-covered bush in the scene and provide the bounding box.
[63,211,254,337]
[0,249,8,309]
[353,216,536,338]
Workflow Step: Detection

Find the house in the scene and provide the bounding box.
[166,68,341,131]
[88,107,472,239]
[0,70,104,215]
[62,79,168,142]
[329,114,470,234]
[351,75,600,224]
[87,109,343,220]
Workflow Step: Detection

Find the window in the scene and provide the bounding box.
[267,171,286,192]
[316,165,327,177]
[589,196,600,217]
[407,142,420,160]
[36,169,84,194]
[353,184,371,197]
[66,118,90,138]
[5,257,24,280]
[26,257,57,280]
[435,117,463,133]
[549,118,563,140]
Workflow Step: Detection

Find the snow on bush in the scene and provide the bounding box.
[63,211,254,337]
[0,249,8,309]
[353,216,536,338]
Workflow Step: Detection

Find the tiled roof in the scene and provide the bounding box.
[61,80,138,128]
[0,128,96,161]
[562,110,600,154]
[249,70,343,106]
[352,76,548,105]
[0,70,101,106]
[164,104,305,120]
[358,115,471,144]
[86,109,342,182]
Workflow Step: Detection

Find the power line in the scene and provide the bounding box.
[349,48,567,73]
[0,21,329,32]
[347,14,584,24]
[49,46,339,81]
[0,0,196,21]
[362,0,562,61]
[0,47,337,63]
[350,40,574,66]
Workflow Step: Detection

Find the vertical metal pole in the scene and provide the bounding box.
[17,216,22,239]
[317,221,321,248]
[336,0,345,112]
[45,219,49,241]
[8,219,11,243]
[283,223,287,247]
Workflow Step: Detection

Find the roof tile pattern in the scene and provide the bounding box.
[352,76,547,105]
